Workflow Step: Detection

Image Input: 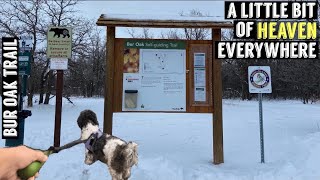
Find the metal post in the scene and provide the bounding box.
[54,70,63,147]
[18,77,25,143]
[258,93,265,163]
[22,75,27,96]
[19,76,24,111]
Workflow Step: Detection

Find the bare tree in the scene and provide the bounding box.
[0,0,96,105]
[180,9,211,40]
[160,29,182,39]
[0,0,45,107]
[39,0,93,104]
[128,28,154,39]
[65,28,106,97]
[160,9,211,40]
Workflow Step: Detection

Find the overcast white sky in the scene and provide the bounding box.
[76,1,225,38]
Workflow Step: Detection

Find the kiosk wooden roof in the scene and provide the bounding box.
[96,13,233,28]
[96,13,232,165]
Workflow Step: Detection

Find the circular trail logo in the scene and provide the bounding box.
[250,69,270,88]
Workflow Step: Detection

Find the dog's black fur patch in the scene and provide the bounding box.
[91,135,107,162]
[77,110,99,129]
[111,144,127,173]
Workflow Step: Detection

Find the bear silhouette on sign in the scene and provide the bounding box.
[49,28,70,38]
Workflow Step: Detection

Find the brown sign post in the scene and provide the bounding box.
[96,14,232,164]
[47,26,72,147]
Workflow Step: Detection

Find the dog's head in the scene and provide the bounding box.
[77,109,99,140]
[77,110,100,165]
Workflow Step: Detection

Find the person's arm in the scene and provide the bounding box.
[0,146,48,180]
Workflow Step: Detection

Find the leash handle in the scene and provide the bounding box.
[17,150,53,180]
[17,139,87,179]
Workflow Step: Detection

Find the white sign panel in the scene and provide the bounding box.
[19,56,29,62]
[194,68,206,87]
[19,35,33,52]
[194,87,206,102]
[50,58,68,70]
[122,49,186,111]
[194,68,206,102]
[194,53,205,67]
[248,66,272,93]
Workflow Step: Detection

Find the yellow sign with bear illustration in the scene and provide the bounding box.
[47,26,72,58]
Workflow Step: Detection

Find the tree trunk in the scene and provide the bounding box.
[39,77,46,104]
[39,92,44,104]
[44,71,54,104]
[90,82,94,97]
[39,62,50,104]
[44,91,50,104]
[27,85,33,106]
[240,63,251,100]
[27,59,35,107]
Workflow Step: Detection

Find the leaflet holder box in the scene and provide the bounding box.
[124,90,138,108]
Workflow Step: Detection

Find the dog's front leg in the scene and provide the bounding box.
[111,174,121,180]
[111,177,119,180]
[85,149,97,165]
[122,169,131,180]
[108,168,122,180]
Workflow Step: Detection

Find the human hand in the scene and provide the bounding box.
[0,146,48,180]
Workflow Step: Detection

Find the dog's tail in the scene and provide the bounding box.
[124,141,138,167]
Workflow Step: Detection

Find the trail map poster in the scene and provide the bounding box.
[123,40,186,111]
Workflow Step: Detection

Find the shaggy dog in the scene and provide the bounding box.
[77,110,138,180]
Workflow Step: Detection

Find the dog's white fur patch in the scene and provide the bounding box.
[80,123,100,140]
[103,139,126,165]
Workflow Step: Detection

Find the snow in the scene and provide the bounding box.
[1,98,320,180]
[100,13,230,23]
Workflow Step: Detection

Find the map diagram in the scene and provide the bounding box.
[141,49,185,74]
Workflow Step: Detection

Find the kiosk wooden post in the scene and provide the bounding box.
[212,29,223,164]
[104,27,115,135]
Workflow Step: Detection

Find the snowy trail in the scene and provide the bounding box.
[1,98,320,180]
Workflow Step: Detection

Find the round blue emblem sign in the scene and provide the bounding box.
[249,69,270,88]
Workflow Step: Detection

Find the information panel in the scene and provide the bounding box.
[122,40,186,111]
[193,53,206,102]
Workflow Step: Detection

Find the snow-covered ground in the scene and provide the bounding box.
[1,98,320,180]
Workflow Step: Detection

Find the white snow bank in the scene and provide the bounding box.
[100,13,229,23]
[1,98,319,180]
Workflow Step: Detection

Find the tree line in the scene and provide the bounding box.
[0,0,106,107]
[0,0,318,107]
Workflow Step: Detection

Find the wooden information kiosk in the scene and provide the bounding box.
[96,14,232,164]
